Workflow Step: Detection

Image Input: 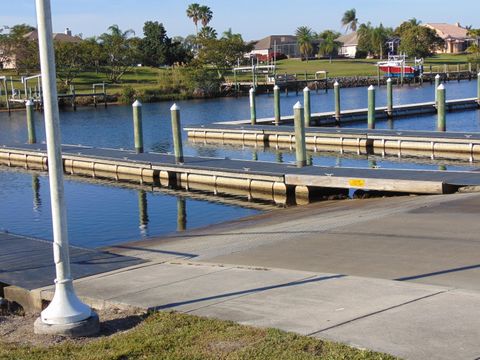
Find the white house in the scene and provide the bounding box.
[337,32,358,58]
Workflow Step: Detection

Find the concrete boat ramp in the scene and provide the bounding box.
[2,143,480,205]
[2,192,480,359]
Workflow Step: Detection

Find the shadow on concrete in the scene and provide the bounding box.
[395,263,480,281]
[151,274,345,311]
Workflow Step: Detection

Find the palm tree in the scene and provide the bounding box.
[199,5,213,27]
[186,3,202,35]
[341,9,358,33]
[296,26,314,61]
[222,28,242,41]
[318,30,341,63]
[198,26,217,40]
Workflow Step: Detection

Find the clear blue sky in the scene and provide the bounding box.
[1,0,478,41]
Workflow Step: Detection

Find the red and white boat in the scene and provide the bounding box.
[377,55,423,78]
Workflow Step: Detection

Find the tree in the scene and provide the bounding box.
[99,24,140,83]
[318,30,341,62]
[357,23,392,58]
[0,24,38,74]
[186,3,202,35]
[466,29,480,64]
[395,21,444,58]
[296,26,314,61]
[55,41,88,85]
[195,32,253,78]
[341,9,358,33]
[199,5,213,27]
[198,26,217,40]
[140,21,170,66]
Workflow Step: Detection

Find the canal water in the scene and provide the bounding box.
[0,80,478,247]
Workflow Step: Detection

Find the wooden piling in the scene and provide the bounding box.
[26,100,37,144]
[293,102,306,168]
[437,84,446,132]
[170,103,184,164]
[368,85,376,130]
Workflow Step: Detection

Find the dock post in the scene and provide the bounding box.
[132,100,144,153]
[249,87,256,125]
[274,85,281,125]
[334,81,341,121]
[26,100,37,144]
[293,101,306,168]
[71,85,76,111]
[303,86,311,128]
[170,103,184,164]
[387,78,393,118]
[368,85,376,130]
[477,72,480,105]
[437,84,446,132]
[434,74,440,103]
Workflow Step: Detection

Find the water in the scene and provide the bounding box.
[0,80,478,247]
[0,167,263,248]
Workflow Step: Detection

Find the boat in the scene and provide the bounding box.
[377,55,423,78]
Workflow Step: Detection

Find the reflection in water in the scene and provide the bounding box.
[276,151,283,163]
[369,159,377,168]
[252,150,258,161]
[387,118,394,130]
[438,165,447,171]
[138,190,149,237]
[177,197,186,232]
[32,174,41,212]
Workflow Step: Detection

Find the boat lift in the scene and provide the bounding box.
[233,65,276,89]
[0,76,10,112]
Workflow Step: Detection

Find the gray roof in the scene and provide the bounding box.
[254,35,297,50]
[337,32,358,46]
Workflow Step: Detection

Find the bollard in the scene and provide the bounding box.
[249,87,256,125]
[303,86,311,128]
[434,74,440,103]
[293,101,306,167]
[274,85,281,125]
[170,103,184,163]
[477,72,480,104]
[386,78,393,118]
[334,81,341,120]
[368,85,376,129]
[26,100,37,144]
[132,100,144,153]
[437,84,446,132]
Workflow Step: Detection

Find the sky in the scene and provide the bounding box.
[1,0,478,41]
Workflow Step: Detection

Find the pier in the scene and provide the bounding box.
[187,125,480,161]
[215,97,479,126]
[2,143,480,205]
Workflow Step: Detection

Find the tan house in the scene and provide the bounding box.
[250,35,300,59]
[0,28,81,70]
[423,23,477,53]
[337,32,358,58]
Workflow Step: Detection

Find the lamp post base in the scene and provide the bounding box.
[34,311,100,337]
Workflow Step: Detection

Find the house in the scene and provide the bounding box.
[337,32,358,58]
[0,28,81,70]
[250,35,300,59]
[423,23,477,53]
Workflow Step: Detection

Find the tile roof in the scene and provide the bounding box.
[337,32,358,46]
[423,23,469,39]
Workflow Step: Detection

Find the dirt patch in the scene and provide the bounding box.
[0,302,146,348]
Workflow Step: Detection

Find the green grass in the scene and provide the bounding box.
[0,311,398,360]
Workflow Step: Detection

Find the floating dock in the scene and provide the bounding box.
[216,98,479,126]
[187,125,480,161]
[2,143,480,204]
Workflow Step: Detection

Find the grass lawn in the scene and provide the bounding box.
[0,311,398,360]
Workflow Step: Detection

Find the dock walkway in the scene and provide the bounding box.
[2,143,480,203]
[216,97,479,126]
[0,232,143,290]
[187,125,480,160]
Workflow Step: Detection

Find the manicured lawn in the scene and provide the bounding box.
[0,311,398,360]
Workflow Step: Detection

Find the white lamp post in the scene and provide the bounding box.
[33,0,99,336]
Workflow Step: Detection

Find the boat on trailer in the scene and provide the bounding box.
[377,55,423,78]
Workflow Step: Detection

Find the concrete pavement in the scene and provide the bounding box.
[36,192,480,359]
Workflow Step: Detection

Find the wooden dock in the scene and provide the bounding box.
[186,125,480,161]
[216,98,479,127]
[0,232,144,291]
[2,143,480,204]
